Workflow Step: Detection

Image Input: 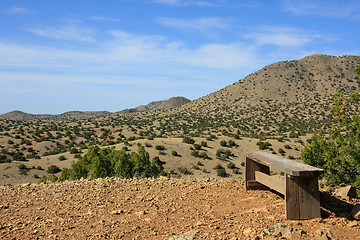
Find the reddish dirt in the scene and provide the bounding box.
[0,178,359,239]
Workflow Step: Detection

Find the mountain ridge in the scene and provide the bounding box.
[0,96,191,121]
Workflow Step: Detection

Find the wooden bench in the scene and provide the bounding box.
[245,151,324,220]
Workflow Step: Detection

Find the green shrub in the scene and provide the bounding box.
[193,144,201,150]
[217,168,227,177]
[220,140,227,147]
[192,165,200,170]
[59,155,67,161]
[47,165,61,174]
[200,152,208,159]
[278,148,286,154]
[227,162,236,169]
[183,137,195,144]
[18,164,26,170]
[214,164,224,170]
[155,145,165,151]
[228,140,236,147]
[178,167,192,175]
[59,146,165,181]
[171,150,178,156]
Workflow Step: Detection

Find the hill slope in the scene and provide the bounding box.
[118,96,191,114]
[132,54,360,137]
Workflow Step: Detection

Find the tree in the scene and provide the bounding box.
[301,65,360,187]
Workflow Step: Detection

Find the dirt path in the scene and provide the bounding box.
[0,178,359,239]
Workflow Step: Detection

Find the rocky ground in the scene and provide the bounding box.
[0,178,359,239]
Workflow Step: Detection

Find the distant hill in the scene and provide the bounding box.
[0,96,191,121]
[118,96,191,114]
[0,110,111,121]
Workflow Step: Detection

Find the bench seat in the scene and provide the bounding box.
[245,151,324,220]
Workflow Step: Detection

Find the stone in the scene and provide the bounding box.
[347,221,358,227]
[110,209,124,215]
[270,224,293,238]
[135,210,146,216]
[315,229,332,240]
[169,231,197,240]
[334,186,357,199]
[158,176,169,181]
[351,204,360,220]
[243,228,253,237]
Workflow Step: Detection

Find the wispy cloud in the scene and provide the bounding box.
[150,0,216,7]
[4,6,32,15]
[89,15,120,22]
[283,0,360,19]
[158,17,233,31]
[244,26,325,47]
[28,25,95,42]
[157,17,235,39]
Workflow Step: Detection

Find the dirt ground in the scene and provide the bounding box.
[0,178,359,239]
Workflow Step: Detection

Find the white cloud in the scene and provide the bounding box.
[4,6,32,14]
[150,0,216,7]
[158,17,233,31]
[89,16,120,22]
[283,0,360,19]
[28,25,95,42]
[244,26,324,47]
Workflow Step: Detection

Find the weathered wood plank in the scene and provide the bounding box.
[245,157,270,190]
[285,175,321,219]
[247,151,324,176]
[254,171,285,195]
[285,174,300,219]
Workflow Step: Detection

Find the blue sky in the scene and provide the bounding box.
[0,0,359,114]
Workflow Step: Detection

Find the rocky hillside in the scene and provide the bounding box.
[118,96,191,114]
[0,178,358,239]
[133,54,360,137]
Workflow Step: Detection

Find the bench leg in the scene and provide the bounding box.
[245,157,270,190]
[285,174,321,220]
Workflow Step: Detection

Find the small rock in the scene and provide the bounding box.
[347,221,358,227]
[315,229,332,240]
[135,210,146,216]
[169,231,197,240]
[243,228,253,237]
[111,209,124,215]
[351,204,360,220]
[158,176,169,181]
[334,186,357,199]
[270,224,292,238]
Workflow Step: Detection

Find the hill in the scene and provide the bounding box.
[0,110,111,121]
[0,96,191,121]
[118,96,191,114]
[133,54,360,138]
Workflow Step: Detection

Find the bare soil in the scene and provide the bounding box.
[1,178,359,239]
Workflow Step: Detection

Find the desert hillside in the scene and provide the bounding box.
[0,54,360,186]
